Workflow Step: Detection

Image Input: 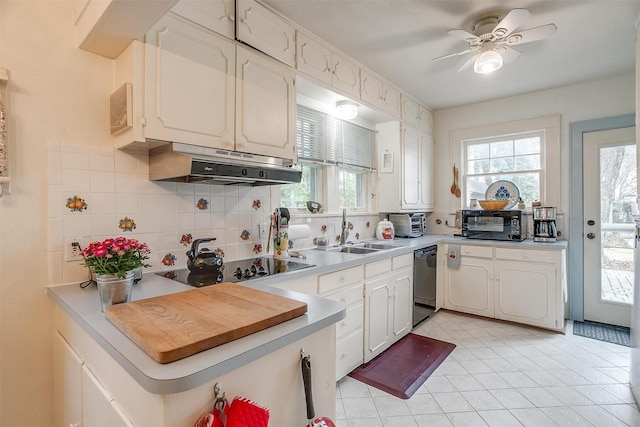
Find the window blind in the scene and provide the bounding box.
[296,105,375,170]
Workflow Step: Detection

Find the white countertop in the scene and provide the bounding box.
[46,234,567,394]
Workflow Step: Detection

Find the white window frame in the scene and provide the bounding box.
[463,130,545,204]
[449,115,561,212]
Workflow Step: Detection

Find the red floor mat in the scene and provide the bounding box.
[348,333,456,399]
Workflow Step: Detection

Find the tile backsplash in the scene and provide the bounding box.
[47,142,378,285]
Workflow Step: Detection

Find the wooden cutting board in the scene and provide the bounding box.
[105,283,307,364]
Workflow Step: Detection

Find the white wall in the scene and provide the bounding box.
[0,2,113,424]
[429,73,635,235]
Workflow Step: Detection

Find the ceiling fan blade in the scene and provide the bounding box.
[504,24,558,45]
[492,8,531,38]
[432,47,479,61]
[458,54,479,72]
[447,29,481,42]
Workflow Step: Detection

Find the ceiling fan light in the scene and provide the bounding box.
[474,50,503,74]
[335,100,358,120]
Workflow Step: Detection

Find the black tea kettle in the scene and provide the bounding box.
[186,238,223,273]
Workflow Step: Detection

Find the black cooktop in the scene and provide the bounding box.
[156,256,315,288]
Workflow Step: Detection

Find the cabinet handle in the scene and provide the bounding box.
[341,352,347,359]
[229,14,235,22]
[340,297,346,303]
[241,17,247,24]
[521,253,528,259]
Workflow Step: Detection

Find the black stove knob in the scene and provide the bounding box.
[243,268,252,278]
[234,267,243,277]
[250,265,258,275]
[257,265,267,275]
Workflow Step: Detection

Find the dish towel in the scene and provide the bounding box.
[447,244,461,269]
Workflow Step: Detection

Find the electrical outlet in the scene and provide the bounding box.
[64,237,84,262]
[258,222,267,239]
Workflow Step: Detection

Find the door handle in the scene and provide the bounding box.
[586,232,596,239]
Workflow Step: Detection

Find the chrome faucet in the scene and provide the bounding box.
[340,208,350,245]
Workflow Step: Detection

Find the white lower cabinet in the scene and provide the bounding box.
[82,365,112,427]
[494,247,562,330]
[443,244,566,331]
[443,245,494,317]
[318,266,365,380]
[53,331,137,427]
[364,253,414,362]
[53,331,82,427]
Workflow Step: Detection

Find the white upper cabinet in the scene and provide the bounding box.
[236,45,297,160]
[361,69,401,118]
[170,0,235,39]
[236,0,295,67]
[113,13,297,162]
[144,13,236,149]
[377,121,434,212]
[296,31,360,98]
[401,94,433,133]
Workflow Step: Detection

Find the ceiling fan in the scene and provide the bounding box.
[433,8,557,74]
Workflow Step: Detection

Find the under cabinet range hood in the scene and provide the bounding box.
[149,143,302,186]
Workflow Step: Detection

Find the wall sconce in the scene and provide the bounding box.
[335,100,358,120]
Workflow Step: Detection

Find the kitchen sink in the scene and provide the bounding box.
[360,242,403,250]
[339,246,379,254]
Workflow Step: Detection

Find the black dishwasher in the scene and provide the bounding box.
[413,245,437,326]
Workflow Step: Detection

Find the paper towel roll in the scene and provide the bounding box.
[288,224,311,240]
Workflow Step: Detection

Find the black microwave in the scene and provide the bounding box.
[461,210,527,241]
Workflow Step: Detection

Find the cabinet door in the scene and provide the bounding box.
[392,268,413,342]
[170,0,235,39]
[420,133,434,210]
[53,332,83,427]
[360,70,384,110]
[445,256,494,317]
[82,366,112,427]
[495,260,557,329]
[144,14,235,149]
[236,0,295,66]
[236,46,297,161]
[381,83,401,117]
[296,31,332,85]
[401,95,421,128]
[110,401,136,427]
[364,276,392,362]
[401,125,421,209]
[331,52,360,98]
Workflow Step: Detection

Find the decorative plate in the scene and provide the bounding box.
[485,180,520,209]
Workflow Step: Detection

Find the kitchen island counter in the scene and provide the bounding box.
[48,274,345,395]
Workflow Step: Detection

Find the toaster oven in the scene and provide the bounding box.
[389,213,426,237]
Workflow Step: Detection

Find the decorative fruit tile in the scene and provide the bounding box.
[252,199,262,210]
[366,221,370,228]
[119,216,136,232]
[66,195,87,212]
[355,232,360,240]
[335,235,341,243]
[196,198,209,210]
[321,225,327,233]
[214,248,225,258]
[253,243,262,254]
[162,253,176,266]
[240,229,251,240]
[180,233,193,246]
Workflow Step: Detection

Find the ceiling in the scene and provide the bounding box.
[264,0,640,112]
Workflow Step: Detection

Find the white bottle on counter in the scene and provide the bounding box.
[376,219,395,240]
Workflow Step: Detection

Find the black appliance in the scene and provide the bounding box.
[533,206,558,242]
[413,245,437,327]
[461,209,526,241]
[157,256,315,288]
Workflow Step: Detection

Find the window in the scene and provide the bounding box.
[450,115,560,210]
[465,131,543,203]
[282,105,375,211]
[280,164,320,208]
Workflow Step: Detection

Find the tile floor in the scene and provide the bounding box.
[335,310,639,426]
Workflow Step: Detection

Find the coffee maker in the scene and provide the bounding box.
[533,207,558,242]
